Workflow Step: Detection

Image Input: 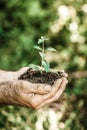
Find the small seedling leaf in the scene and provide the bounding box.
[44,38,49,41]
[39,52,45,59]
[29,64,40,70]
[34,45,42,51]
[41,36,49,41]
[41,36,44,40]
[42,60,50,72]
[38,39,43,44]
[46,47,57,52]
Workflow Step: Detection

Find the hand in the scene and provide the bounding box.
[10,67,68,109]
[6,77,67,109]
[0,67,68,109]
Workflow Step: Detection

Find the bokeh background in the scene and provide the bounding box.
[0,0,87,130]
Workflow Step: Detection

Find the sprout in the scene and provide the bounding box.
[33,36,57,72]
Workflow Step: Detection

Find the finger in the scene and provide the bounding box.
[58,70,68,78]
[44,78,63,99]
[32,79,62,106]
[19,67,30,74]
[21,80,52,94]
[36,78,68,109]
[52,78,68,101]
[59,70,65,73]
[36,78,67,109]
[22,79,62,109]
[56,69,68,78]
[61,72,68,78]
[16,67,30,78]
[31,83,52,94]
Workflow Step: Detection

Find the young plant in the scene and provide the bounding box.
[33,36,56,72]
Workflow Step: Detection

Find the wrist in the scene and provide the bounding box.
[0,81,19,106]
[0,81,10,104]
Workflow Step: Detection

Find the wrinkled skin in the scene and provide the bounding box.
[0,67,68,109]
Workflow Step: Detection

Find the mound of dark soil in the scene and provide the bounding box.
[18,68,62,85]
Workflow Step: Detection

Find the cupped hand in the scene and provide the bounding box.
[7,77,68,109]
[0,67,68,109]
[4,67,67,109]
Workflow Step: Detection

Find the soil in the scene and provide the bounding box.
[18,68,62,85]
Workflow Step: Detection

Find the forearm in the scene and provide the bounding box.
[0,69,25,106]
[0,70,17,105]
[0,70,17,82]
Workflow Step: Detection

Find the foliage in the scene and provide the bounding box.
[0,0,87,130]
[33,36,56,72]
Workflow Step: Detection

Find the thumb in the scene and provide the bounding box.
[16,67,30,78]
[18,67,30,75]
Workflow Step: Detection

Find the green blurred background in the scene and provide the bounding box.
[0,0,87,130]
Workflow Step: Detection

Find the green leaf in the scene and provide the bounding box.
[41,36,44,40]
[45,38,49,41]
[29,64,40,70]
[46,47,57,52]
[38,39,43,44]
[39,52,45,59]
[33,45,42,51]
[41,36,49,41]
[42,60,50,72]
[38,36,49,44]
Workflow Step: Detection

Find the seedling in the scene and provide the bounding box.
[19,36,62,85]
[31,36,56,72]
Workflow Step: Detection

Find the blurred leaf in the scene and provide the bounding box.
[29,64,40,70]
[42,60,50,72]
[38,39,43,44]
[33,45,42,51]
[46,47,56,52]
[39,52,45,59]
[38,36,49,44]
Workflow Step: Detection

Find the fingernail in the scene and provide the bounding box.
[44,85,52,92]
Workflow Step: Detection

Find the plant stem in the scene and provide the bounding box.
[41,41,45,69]
[42,40,45,54]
